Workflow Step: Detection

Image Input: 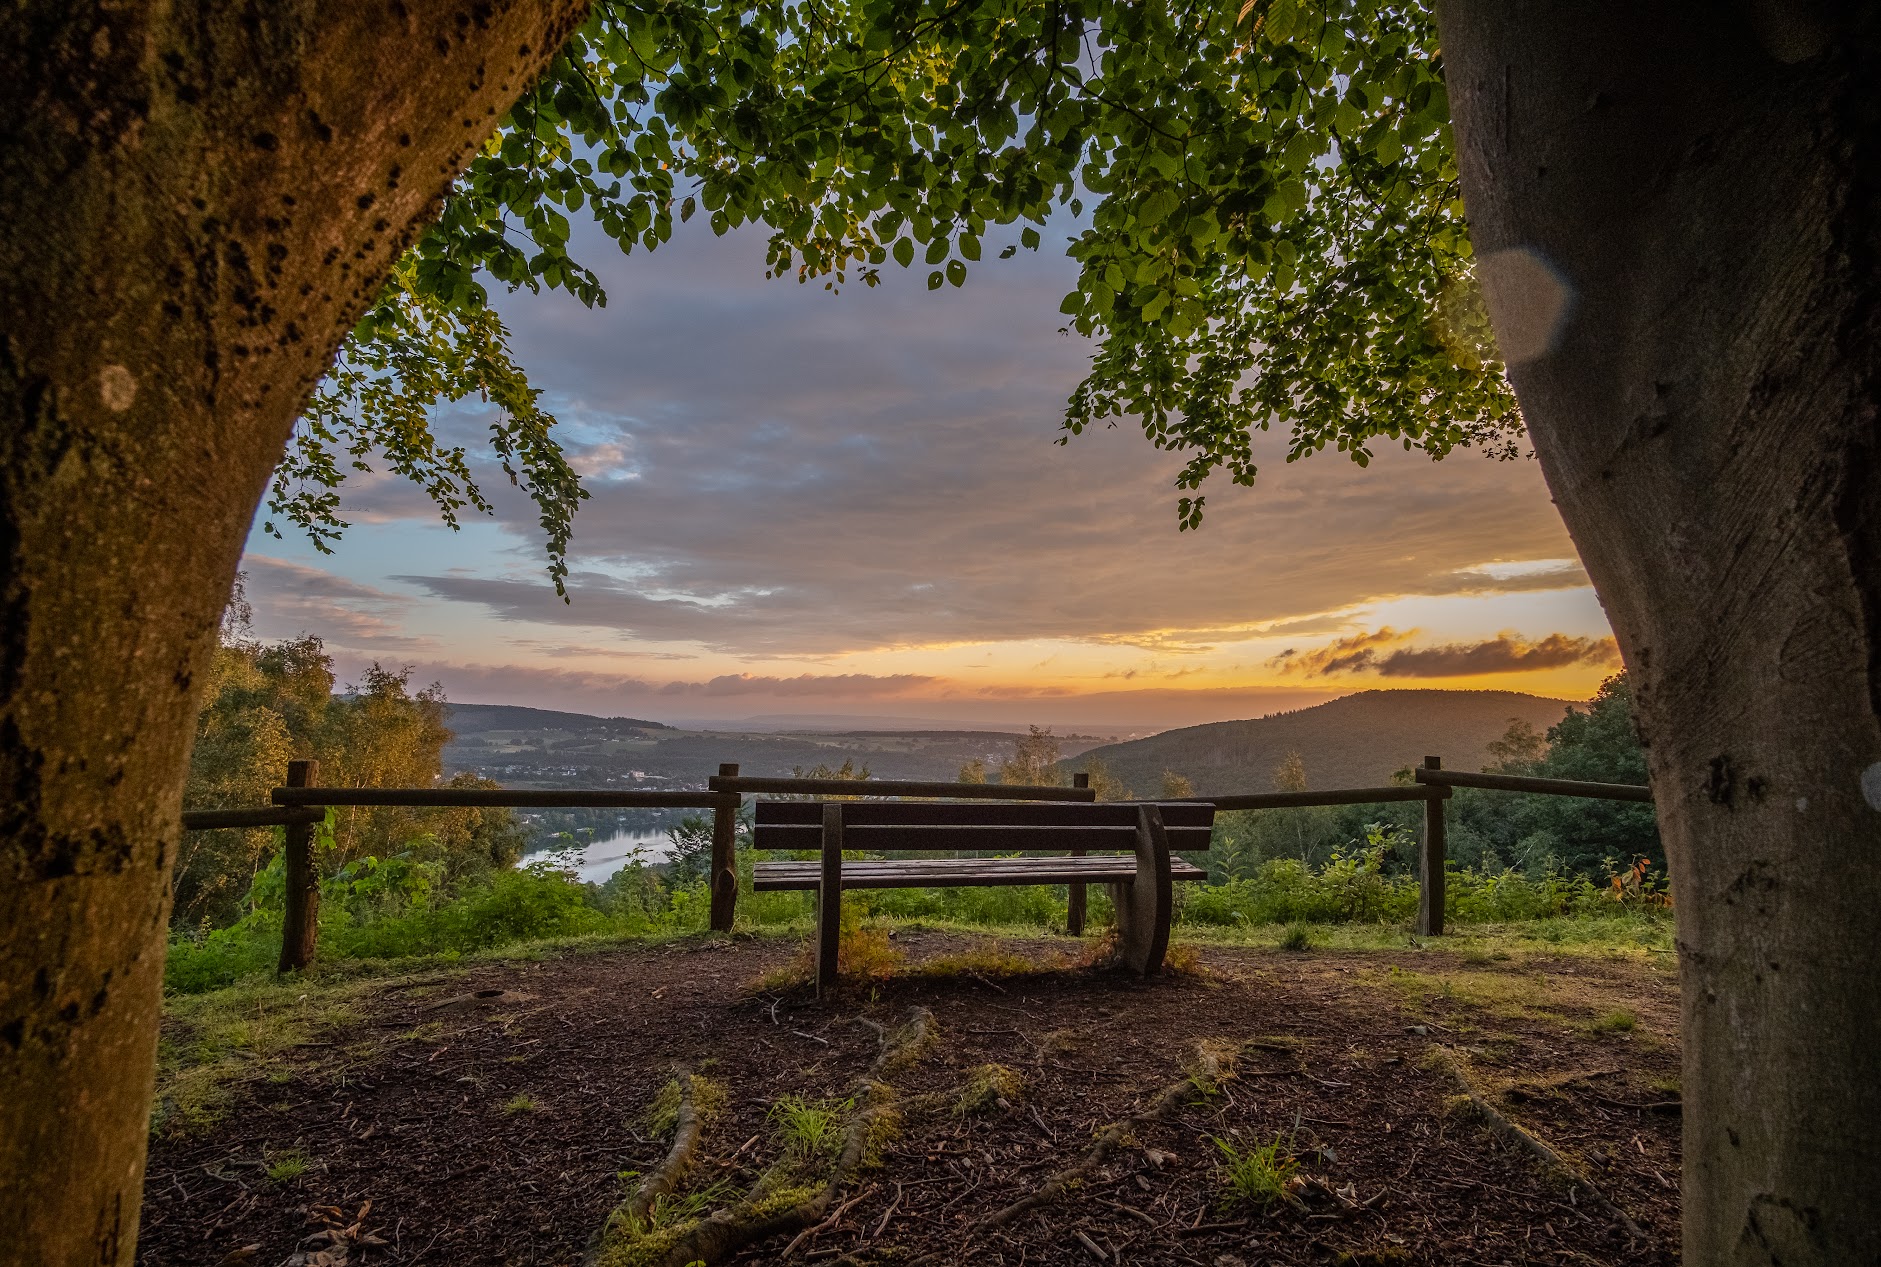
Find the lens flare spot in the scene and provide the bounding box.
[1477,246,1574,366]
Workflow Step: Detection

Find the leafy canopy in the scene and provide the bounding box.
[273,0,1519,585]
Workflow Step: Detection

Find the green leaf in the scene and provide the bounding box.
[893,237,914,267]
[1139,190,1179,226]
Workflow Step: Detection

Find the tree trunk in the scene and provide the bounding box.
[0,3,587,1261]
[1439,4,1881,1262]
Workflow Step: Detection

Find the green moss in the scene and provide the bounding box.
[952,1064,1025,1115]
[646,1072,726,1137]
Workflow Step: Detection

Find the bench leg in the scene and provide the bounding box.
[816,804,844,996]
[1111,805,1173,975]
[1067,850,1087,936]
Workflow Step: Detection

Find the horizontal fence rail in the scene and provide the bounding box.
[271,786,738,810]
[1413,767,1653,803]
[181,805,329,832]
[708,774,1096,801]
[1174,785,1448,811]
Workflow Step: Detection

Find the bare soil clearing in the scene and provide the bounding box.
[138,931,1681,1266]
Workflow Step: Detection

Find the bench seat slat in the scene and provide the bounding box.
[752,855,1209,892]
[753,824,1211,852]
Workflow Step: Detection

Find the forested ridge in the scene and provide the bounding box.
[1071,688,1573,795]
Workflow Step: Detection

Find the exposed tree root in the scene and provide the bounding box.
[587,1071,725,1266]
[1430,1047,1649,1244]
[627,1072,711,1227]
[597,1007,934,1267]
[978,1038,1239,1230]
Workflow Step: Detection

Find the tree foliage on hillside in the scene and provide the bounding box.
[1207,677,1659,883]
[999,725,1065,786]
[181,601,525,928]
[276,0,1523,581]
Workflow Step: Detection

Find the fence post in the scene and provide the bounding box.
[1067,771,1090,936]
[278,759,321,974]
[1418,755,1446,937]
[710,763,740,932]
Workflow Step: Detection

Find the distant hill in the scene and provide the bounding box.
[444,703,671,734]
[439,704,1113,788]
[1069,689,1578,796]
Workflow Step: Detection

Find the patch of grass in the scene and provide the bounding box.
[1372,966,1572,1025]
[263,1142,310,1180]
[264,1150,309,1183]
[918,942,1043,979]
[152,975,397,1137]
[745,919,906,993]
[1280,923,1314,952]
[1174,912,1674,957]
[770,1095,848,1162]
[503,1093,539,1116]
[1212,1132,1299,1208]
[595,1179,746,1267]
[1588,1007,1638,1035]
[1039,1027,1082,1056]
[1164,941,1209,977]
[1649,1073,1681,1096]
[640,1180,734,1232]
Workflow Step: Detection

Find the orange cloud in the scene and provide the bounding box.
[1270,627,1416,676]
[1373,633,1619,678]
[1273,628,1618,678]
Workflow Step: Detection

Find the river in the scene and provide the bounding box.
[518,828,676,884]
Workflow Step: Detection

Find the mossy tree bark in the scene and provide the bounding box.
[1440,4,1881,1261]
[0,3,587,1262]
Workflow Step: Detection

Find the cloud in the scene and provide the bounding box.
[1373,633,1619,678]
[1274,628,1618,678]
[657,673,938,697]
[241,556,434,650]
[508,640,697,661]
[1270,628,1416,676]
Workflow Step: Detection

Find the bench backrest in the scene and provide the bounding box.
[753,800,1214,853]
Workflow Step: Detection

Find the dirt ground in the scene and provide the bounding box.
[138,930,1683,1267]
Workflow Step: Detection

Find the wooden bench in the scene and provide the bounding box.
[753,800,1216,993]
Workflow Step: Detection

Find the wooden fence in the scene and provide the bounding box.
[178,753,1651,972]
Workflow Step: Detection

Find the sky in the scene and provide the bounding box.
[236,216,1617,735]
